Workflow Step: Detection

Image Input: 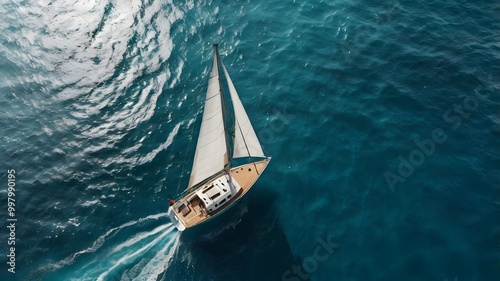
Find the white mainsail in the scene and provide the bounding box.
[188,51,228,188]
[221,62,265,159]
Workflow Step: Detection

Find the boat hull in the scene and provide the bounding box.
[176,196,249,241]
[168,158,270,232]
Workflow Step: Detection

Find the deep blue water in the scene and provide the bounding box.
[1,0,499,280]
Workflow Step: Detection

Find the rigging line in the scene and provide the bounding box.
[235,118,260,176]
[222,96,235,136]
[219,61,235,131]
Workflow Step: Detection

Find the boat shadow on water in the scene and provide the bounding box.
[165,188,310,281]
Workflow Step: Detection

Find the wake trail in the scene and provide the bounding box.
[133,232,181,281]
[39,213,169,272]
[111,223,172,253]
[96,224,177,281]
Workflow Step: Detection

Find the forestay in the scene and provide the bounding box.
[221,62,265,159]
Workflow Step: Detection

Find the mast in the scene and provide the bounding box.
[187,45,229,189]
[213,44,233,172]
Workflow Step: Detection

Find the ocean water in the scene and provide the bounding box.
[0,0,499,280]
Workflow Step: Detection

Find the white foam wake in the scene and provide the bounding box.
[42,212,169,272]
[132,233,181,281]
[111,224,172,253]
[96,225,176,281]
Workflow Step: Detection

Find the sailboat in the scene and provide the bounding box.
[167,44,271,231]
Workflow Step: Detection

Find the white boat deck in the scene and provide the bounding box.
[171,159,270,229]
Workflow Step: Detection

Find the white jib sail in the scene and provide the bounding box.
[221,62,265,159]
[188,51,228,188]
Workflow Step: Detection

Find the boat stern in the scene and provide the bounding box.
[167,206,186,231]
